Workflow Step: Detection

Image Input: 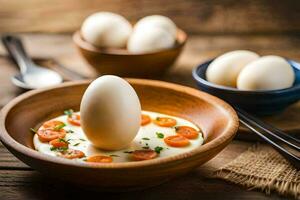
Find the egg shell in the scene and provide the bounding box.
[237,55,295,91]
[127,26,175,53]
[133,15,177,38]
[81,12,132,48]
[206,50,260,87]
[80,75,141,150]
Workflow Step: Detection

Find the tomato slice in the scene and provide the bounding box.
[153,117,176,127]
[59,149,85,159]
[49,138,69,148]
[141,114,151,126]
[42,120,65,129]
[86,155,113,163]
[164,135,190,147]
[175,126,199,139]
[131,149,158,161]
[67,114,81,126]
[37,129,66,143]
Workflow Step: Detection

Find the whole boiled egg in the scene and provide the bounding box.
[80,75,141,150]
[237,55,295,90]
[133,15,177,38]
[206,50,260,87]
[81,12,132,48]
[127,26,175,53]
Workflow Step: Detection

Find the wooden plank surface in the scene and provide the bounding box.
[0,141,285,200]
[0,0,299,34]
[0,33,299,199]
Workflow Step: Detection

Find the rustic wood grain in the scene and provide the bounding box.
[0,0,299,34]
[0,33,299,199]
[0,141,285,199]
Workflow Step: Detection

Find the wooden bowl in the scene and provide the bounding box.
[0,79,238,190]
[73,30,187,77]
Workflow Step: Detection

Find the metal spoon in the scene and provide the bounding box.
[2,35,63,90]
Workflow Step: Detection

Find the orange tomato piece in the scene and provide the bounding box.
[67,114,81,126]
[153,117,176,127]
[131,149,158,161]
[141,114,151,126]
[49,138,69,148]
[164,135,190,147]
[42,120,65,129]
[86,155,113,163]
[37,129,66,143]
[175,126,199,139]
[59,149,85,159]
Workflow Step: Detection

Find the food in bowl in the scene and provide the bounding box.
[32,76,204,163]
[206,50,295,91]
[80,75,141,150]
[33,110,203,163]
[128,15,177,53]
[80,12,180,53]
[206,50,260,87]
[81,12,132,48]
[237,55,295,90]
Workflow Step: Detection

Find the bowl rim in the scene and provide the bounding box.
[192,59,300,95]
[73,29,187,56]
[0,79,239,169]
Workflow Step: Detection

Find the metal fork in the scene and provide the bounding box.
[236,107,300,169]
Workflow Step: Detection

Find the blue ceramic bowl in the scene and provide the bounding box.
[192,59,300,115]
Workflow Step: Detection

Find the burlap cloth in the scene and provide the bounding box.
[214,144,300,199]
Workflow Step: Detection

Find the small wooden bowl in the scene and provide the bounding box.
[0,79,238,190]
[73,30,187,77]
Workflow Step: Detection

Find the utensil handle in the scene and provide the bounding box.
[1,35,34,74]
[236,108,300,169]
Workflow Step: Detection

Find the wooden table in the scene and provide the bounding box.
[1,33,299,199]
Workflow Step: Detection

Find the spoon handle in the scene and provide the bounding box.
[1,35,34,74]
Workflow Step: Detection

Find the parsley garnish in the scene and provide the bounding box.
[123,151,133,154]
[142,146,150,149]
[53,123,66,131]
[142,137,150,140]
[30,128,37,133]
[50,146,68,152]
[58,138,68,144]
[156,132,164,138]
[66,130,74,133]
[64,109,74,117]
[73,143,80,146]
[79,139,86,141]
[109,155,120,157]
[154,146,163,154]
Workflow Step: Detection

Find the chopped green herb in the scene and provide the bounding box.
[109,154,120,157]
[145,143,149,146]
[123,151,133,154]
[30,128,37,133]
[73,143,80,146]
[58,138,68,143]
[142,146,150,149]
[142,137,150,140]
[50,146,68,152]
[64,109,74,117]
[53,123,66,131]
[66,130,74,133]
[79,138,86,141]
[154,146,163,154]
[156,132,164,138]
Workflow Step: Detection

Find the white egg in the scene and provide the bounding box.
[127,26,175,53]
[237,55,295,90]
[81,12,132,48]
[134,15,177,38]
[206,50,260,87]
[80,75,141,150]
